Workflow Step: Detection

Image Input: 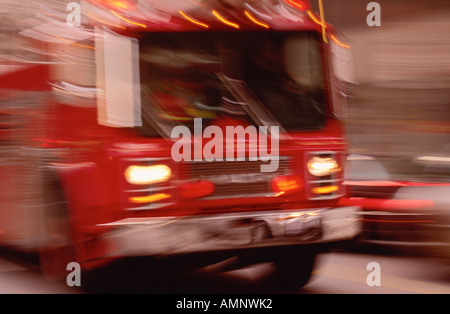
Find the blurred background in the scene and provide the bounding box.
[0,0,449,294]
[314,0,450,160]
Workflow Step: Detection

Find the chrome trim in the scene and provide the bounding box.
[125,186,172,193]
[198,192,276,200]
[99,206,361,256]
[187,156,291,199]
[124,157,172,162]
[308,178,344,184]
[308,193,345,201]
[125,202,176,211]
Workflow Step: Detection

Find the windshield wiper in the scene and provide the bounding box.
[141,87,179,138]
[216,73,288,139]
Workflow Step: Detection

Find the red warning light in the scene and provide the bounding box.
[95,0,135,10]
[286,0,308,11]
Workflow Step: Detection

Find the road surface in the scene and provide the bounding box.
[1,247,449,294]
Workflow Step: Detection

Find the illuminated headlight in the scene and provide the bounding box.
[307,157,340,177]
[125,165,172,185]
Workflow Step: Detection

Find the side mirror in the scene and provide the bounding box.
[95,27,142,128]
[329,38,355,119]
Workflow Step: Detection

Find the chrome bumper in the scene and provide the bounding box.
[99,206,361,256]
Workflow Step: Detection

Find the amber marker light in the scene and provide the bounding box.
[331,35,350,49]
[55,36,96,50]
[244,10,269,29]
[307,10,326,27]
[179,10,209,28]
[312,185,339,195]
[318,0,328,43]
[129,193,171,204]
[212,10,240,29]
[111,10,147,28]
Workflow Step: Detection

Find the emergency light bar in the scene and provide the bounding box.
[85,0,321,31]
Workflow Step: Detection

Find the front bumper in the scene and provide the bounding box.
[98,206,361,257]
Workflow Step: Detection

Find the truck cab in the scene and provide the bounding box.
[0,0,360,289]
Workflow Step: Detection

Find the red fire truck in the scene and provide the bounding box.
[0,0,360,289]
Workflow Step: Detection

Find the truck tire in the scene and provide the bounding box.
[38,175,77,281]
[268,246,316,291]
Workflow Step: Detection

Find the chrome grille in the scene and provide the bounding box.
[187,158,291,199]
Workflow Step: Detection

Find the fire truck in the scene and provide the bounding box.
[0,0,360,289]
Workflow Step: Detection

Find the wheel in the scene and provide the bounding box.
[267,246,316,291]
[38,175,77,281]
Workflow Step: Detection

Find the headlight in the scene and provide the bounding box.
[125,164,172,185]
[307,156,340,177]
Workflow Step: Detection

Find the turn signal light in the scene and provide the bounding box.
[312,185,338,194]
[180,181,214,199]
[271,175,303,195]
[129,193,171,204]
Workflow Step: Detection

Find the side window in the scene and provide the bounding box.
[52,36,98,108]
[53,39,97,88]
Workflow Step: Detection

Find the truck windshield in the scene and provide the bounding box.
[139,31,327,137]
